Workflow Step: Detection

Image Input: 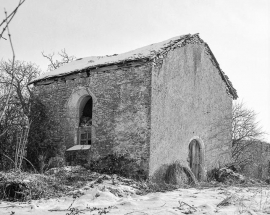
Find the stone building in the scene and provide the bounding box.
[30,33,237,181]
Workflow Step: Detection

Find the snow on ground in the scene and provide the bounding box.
[1,178,270,215]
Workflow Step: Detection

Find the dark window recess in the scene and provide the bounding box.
[79,97,93,145]
[80,98,92,127]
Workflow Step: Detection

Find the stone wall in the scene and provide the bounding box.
[34,42,233,179]
[149,43,232,180]
[34,64,152,172]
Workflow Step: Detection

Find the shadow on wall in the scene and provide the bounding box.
[151,161,198,185]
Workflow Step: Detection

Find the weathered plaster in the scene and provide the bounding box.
[149,43,232,179]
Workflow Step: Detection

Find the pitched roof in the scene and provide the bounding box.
[32,33,237,99]
[33,34,190,83]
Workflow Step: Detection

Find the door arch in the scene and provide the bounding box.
[188,137,205,181]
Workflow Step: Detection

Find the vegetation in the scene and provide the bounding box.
[232,102,265,167]
[0,166,181,202]
[42,49,76,71]
[0,59,62,172]
[85,153,148,181]
[27,98,62,173]
[164,161,197,185]
[0,60,41,171]
[0,1,29,172]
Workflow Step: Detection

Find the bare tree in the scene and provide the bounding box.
[207,100,266,171]
[42,49,76,71]
[0,0,26,41]
[0,0,26,131]
[231,102,265,166]
[0,1,28,171]
[0,60,41,171]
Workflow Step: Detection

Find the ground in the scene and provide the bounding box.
[0,167,270,215]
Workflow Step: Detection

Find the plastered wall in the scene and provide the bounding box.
[149,44,232,179]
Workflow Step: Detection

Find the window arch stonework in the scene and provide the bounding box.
[66,87,96,145]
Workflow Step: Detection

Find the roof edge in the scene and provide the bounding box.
[201,41,238,99]
[29,59,148,85]
[30,34,238,100]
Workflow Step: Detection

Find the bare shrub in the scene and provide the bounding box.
[164,161,197,185]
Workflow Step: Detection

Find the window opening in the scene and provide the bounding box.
[78,97,93,145]
[80,98,92,126]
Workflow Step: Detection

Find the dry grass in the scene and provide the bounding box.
[0,166,103,201]
[164,161,197,186]
[1,167,195,202]
[0,166,183,201]
[0,170,69,201]
[2,165,268,205]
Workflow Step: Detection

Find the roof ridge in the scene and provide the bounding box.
[30,33,238,100]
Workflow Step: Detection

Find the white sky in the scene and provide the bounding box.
[1,0,269,141]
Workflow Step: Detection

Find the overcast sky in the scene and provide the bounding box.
[1,0,270,141]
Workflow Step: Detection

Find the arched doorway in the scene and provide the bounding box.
[189,138,205,181]
[78,96,93,145]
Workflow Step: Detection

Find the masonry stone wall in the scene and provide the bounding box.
[149,43,232,180]
[34,64,152,171]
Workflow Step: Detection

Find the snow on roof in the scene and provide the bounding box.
[32,34,191,83]
[32,33,238,99]
[66,145,91,151]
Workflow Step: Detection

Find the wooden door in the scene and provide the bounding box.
[189,140,201,180]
